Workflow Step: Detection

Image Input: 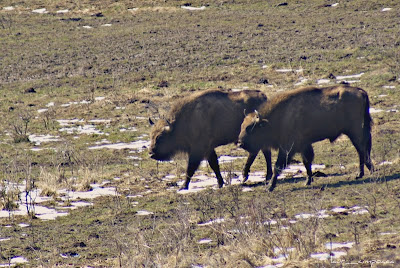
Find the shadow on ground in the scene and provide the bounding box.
[240,172,400,191]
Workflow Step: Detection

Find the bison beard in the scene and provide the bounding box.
[238,85,374,191]
[149,89,271,190]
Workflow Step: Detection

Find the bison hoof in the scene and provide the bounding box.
[355,172,364,180]
[268,184,276,192]
[179,185,189,191]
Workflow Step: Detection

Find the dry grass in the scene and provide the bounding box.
[0,0,399,266]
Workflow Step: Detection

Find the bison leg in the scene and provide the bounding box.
[207,150,224,188]
[301,145,315,186]
[242,152,257,183]
[181,155,202,190]
[243,149,272,183]
[263,149,273,181]
[365,132,374,173]
[268,149,294,192]
[348,134,367,179]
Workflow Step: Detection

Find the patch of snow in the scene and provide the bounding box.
[317,210,330,218]
[369,107,384,113]
[59,124,104,135]
[379,161,393,166]
[379,232,397,236]
[34,206,69,220]
[3,6,15,11]
[331,3,339,7]
[276,68,303,73]
[274,247,295,254]
[181,6,206,11]
[383,85,395,89]
[198,218,225,226]
[295,213,314,219]
[101,24,112,27]
[88,140,149,150]
[56,9,69,14]
[82,25,93,29]
[136,210,153,216]
[336,72,364,80]
[88,119,111,124]
[134,116,147,120]
[57,119,84,126]
[382,8,392,12]
[295,78,308,86]
[37,108,49,113]
[18,223,30,228]
[271,253,288,263]
[198,238,212,244]
[352,208,368,215]
[0,238,11,242]
[242,187,253,192]
[58,184,118,201]
[29,134,60,145]
[331,207,347,213]
[46,102,55,107]
[5,256,28,265]
[120,127,138,132]
[95,96,105,101]
[311,252,347,260]
[317,79,331,85]
[338,80,361,84]
[32,8,48,14]
[68,201,93,209]
[325,242,354,250]
[218,155,246,163]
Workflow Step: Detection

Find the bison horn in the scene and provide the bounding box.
[254,110,260,122]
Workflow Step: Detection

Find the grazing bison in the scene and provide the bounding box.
[149,89,271,190]
[238,85,374,191]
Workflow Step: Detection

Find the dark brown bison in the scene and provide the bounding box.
[238,85,374,191]
[149,89,271,190]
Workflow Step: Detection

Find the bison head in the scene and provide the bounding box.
[238,110,268,153]
[149,119,175,161]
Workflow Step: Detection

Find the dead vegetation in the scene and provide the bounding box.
[0,0,399,266]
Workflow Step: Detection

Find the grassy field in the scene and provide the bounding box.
[1,0,400,267]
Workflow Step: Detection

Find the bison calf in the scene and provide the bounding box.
[238,85,374,191]
[149,89,271,190]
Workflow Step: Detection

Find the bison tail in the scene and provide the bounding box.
[363,93,373,132]
[363,93,373,160]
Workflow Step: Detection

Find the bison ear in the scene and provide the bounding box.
[149,118,155,126]
[259,118,269,127]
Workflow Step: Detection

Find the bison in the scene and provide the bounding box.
[238,85,374,191]
[149,89,271,190]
